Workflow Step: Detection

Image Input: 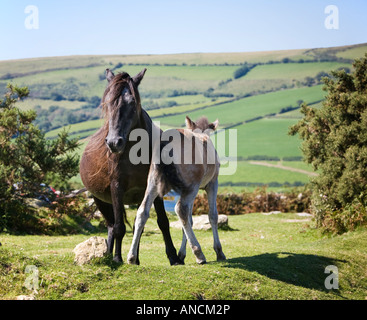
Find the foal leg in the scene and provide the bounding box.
[154,197,184,265]
[132,216,144,265]
[176,192,206,264]
[127,176,158,265]
[178,214,193,263]
[206,180,226,261]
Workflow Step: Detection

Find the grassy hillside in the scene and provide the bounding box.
[1,210,366,300]
[1,42,367,191]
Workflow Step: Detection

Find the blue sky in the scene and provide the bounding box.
[0,0,366,60]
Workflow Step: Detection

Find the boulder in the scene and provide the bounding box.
[170,214,228,231]
[73,236,108,265]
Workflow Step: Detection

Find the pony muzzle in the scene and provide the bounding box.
[105,136,125,154]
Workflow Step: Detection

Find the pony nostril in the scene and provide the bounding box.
[117,138,123,146]
[106,137,124,152]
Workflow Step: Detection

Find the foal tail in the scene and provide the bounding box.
[156,140,188,198]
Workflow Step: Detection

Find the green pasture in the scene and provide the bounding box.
[1,210,366,300]
[218,161,311,187]
[1,42,366,192]
[245,62,352,80]
[232,117,303,158]
[158,85,325,127]
[335,44,367,60]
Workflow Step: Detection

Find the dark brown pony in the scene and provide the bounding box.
[79,68,182,265]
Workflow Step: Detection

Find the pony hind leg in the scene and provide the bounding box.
[93,197,115,255]
[154,197,184,265]
[205,180,226,261]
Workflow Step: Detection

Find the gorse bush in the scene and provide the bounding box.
[193,187,312,216]
[289,53,367,233]
[0,84,81,233]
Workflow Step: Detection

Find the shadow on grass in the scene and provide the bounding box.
[224,252,346,292]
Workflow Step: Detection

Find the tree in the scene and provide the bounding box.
[0,84,80,232]
[233,63,255,79]
[289,54,367,231]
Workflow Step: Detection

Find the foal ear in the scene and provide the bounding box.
[185,116,196,130]
[209,119,219,131]
[132,68,147,87]
[106,69,115,83]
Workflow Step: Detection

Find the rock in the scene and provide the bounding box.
[262,211,281,215]
[296,212,313,217]
[16,295,35,300]
[73,236,108,265]
[170,214,228,231]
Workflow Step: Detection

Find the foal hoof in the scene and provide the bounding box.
[196,259,207,265]
[127,254,139,265]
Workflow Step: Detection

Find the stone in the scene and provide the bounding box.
[16,295,35,300]
[73,236,108,265]
[296,212,313,217]
[262,211,281,215]
[170,214,228,231]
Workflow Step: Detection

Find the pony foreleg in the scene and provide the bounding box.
[154,197,184,265]
[127,184,158,265]
[110,181,126,263]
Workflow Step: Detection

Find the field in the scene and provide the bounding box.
[1,209,366,300]
[1,42,367,191]
[2,43,367,303]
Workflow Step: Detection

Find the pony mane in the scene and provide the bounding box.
[86,72,142,166]
[101,72,141,121]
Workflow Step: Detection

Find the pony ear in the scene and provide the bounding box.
[209,119,219,131]
[185,116,196,130]
[132,68,147,87]
[106,69,115,83]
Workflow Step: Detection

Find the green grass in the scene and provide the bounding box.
[233,118,303,158]
[245,62,352,80]
[335,44,367,60]
[45,119,103,139]
[218,161,311,187]
[1,43,366,191]
[158,85,325,127]
[17,98,87,111]
[1,211,366,300]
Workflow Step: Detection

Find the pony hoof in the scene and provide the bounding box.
[113,256,123,264]
[172,259,185,266]
[197,259,207,265]
[217,252,227,261]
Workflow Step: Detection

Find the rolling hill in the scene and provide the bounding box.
[1,42,367,191]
